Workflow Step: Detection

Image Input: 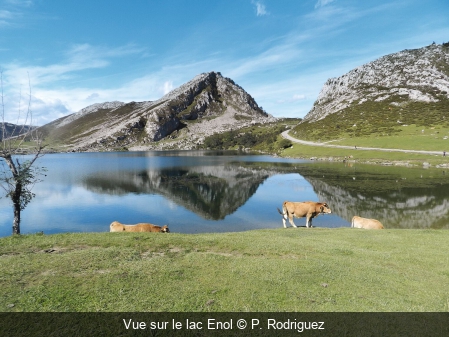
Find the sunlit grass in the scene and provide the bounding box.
[283,142,447,164]
[1,229,448,312]
[331,125,449,152]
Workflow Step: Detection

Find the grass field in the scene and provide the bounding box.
[281,129,449,167]
[1,229,448,312]
[325,125,449,152]
[291,97,449,144]
[282,142,449,165]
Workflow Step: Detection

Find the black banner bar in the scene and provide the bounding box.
[1,312,448,337]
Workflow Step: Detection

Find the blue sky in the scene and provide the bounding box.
[1,0,448,125]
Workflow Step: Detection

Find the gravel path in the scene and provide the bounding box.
[281,130,445,156]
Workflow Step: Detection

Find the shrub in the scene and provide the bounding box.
[278,139,292,149]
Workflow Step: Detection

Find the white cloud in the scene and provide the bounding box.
[4,43,145,87]
[163,81,173,95]
[252,1,268,16]
[0,0,34,27]
[5,0,33,6]
[292,94,306,101]
[0,9,15,27]
[30,96,70,124]
[0,10,14,19]
[86,93,99,100]
[315,0,336,9]
[0,43,151,123]
[23,70,182,119]
[276,94,307,105]
[226,41,303,79]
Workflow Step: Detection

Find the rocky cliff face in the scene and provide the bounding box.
[40,72,275,151]
[304,43,449,122]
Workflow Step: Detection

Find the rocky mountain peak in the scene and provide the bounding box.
[40,71,275,151]
[304,43,449,122]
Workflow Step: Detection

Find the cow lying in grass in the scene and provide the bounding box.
[110,221,170,233]
[277,201,332,228]
[351,216,384,229]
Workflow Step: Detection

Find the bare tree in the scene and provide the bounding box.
[0,69,46,235]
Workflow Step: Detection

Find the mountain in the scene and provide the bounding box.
[0,123,35,141]
[294,42,449,140]
[39,72,275,151]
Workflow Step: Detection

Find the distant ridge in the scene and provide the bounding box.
[0,122,34,141]
[56,101,126,127]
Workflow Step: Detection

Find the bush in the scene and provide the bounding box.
[278,139,292,149]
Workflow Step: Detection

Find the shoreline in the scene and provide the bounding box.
[280,130,449,169]
[20,131,449,170]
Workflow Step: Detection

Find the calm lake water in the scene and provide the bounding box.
[1,150,448,237]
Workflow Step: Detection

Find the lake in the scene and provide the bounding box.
[1,150,448,237]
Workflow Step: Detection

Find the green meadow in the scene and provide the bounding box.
[282,140,448,165]
[281,125,449,166]
[1,229,448,312]
[319,124,449,152]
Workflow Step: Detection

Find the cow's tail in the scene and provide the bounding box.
[277,204,288,220]
[351,216,355,228]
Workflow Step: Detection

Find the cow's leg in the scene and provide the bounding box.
[305,215,312,228]
[289,215,297,228]
[282,217,287,228]
[279,207,288,228]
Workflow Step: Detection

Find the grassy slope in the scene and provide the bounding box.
[292,97,449,144]
[329,124,449,151]
[1,229,448,312]
[281,137,449,166]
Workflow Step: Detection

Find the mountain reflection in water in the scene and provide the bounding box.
[82,158,449,229]
[0,151,448,237]
[83,165,270,220]
[299,164,449,229]
[279,162,449,229]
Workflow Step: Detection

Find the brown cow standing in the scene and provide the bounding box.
[351,216,384,229]
[277,201,332,228]
[110,221,170,233]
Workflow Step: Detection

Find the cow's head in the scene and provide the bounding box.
[161,225,170,233]
[320,203,332,214]
[110,221,125,232]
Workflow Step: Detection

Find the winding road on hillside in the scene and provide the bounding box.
[281,130,445,156]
